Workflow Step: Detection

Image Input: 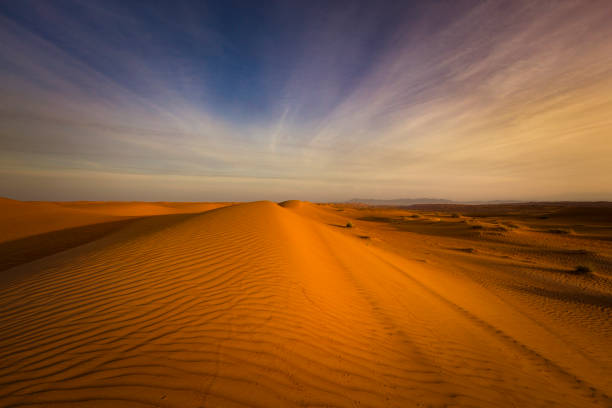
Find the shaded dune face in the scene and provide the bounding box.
[0,219,140,272]
[0,198,232,244]
[0,202,610,407]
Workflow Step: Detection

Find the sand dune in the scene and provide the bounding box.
[0,198,232,244]
[0,199,232,273]
[0,200,610,407]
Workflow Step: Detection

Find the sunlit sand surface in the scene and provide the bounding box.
[0,199,610,407]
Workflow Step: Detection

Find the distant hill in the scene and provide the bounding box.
[347,198,454,205]
[346,198,525,206]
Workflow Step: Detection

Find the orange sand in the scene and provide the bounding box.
[0,199,610,407]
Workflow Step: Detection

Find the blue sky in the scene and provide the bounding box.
[1,0,611,201]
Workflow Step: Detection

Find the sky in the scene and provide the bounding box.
[1,0,611,202]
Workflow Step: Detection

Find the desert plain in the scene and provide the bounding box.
[0,198,610,407]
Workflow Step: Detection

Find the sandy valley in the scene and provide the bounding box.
[0,198,610,407]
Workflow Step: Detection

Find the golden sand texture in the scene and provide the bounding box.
[0,200,610,407]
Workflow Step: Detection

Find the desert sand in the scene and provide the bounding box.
[0,199,610,407]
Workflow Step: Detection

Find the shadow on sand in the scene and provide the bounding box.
[0,218,140,272]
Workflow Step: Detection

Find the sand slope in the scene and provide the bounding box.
[0,199,232,272]
[0,201,610,407]
[0,198,232,244]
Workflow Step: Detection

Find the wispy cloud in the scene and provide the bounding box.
[1,0,611,201]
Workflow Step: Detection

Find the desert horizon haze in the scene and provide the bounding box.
[1,0,612,201]
[1,1,611,407]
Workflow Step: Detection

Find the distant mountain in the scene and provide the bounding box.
[469,200,524,204]
[346,198,525,206]
[347,198,454,205]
